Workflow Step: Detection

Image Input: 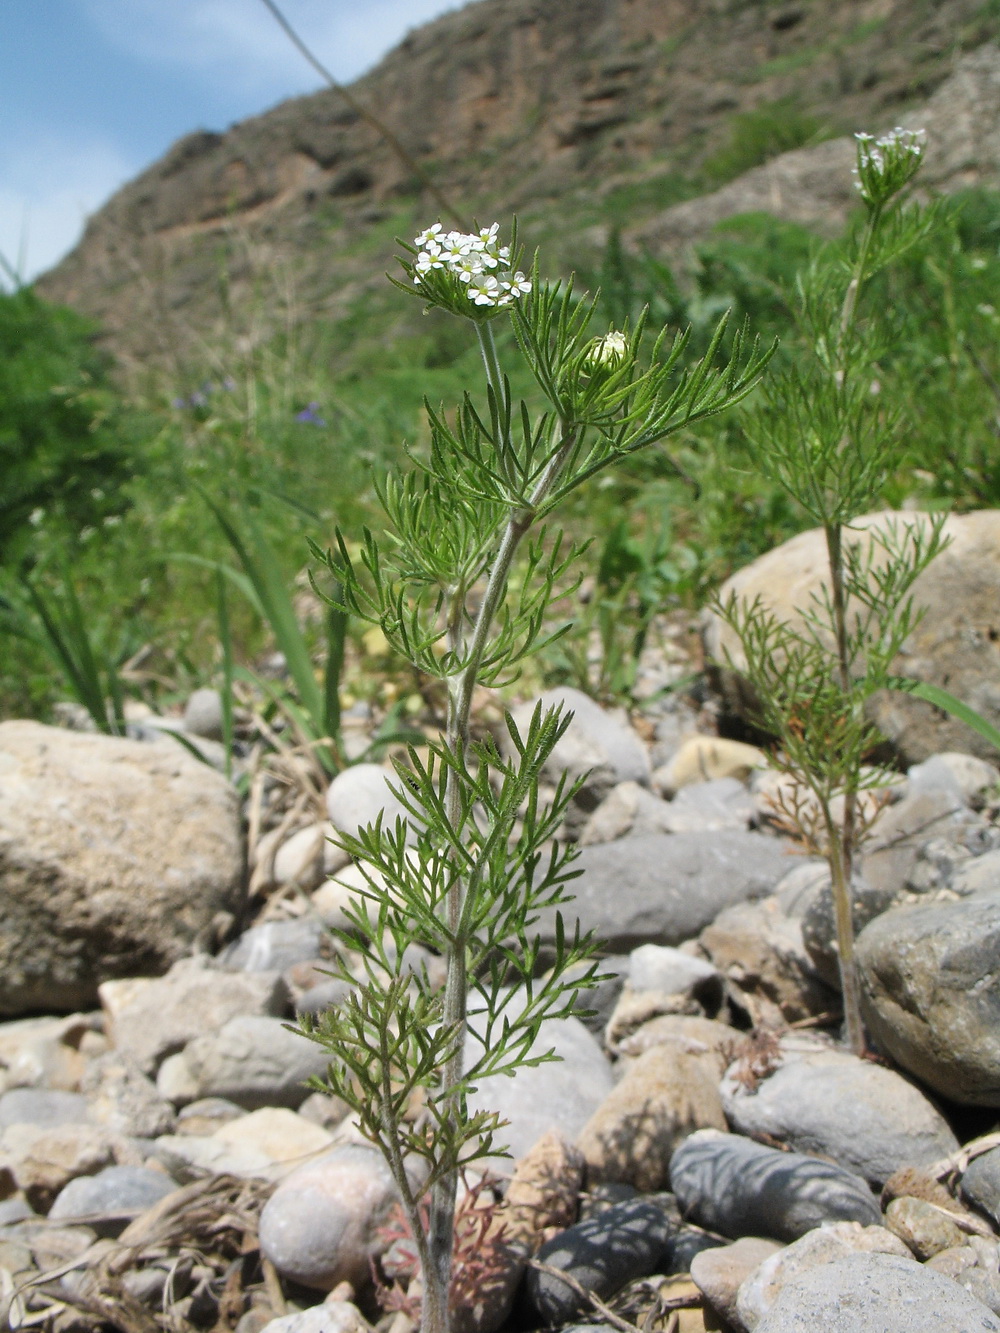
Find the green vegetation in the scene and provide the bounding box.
[701,100,831,185]
[6,179,1000,734]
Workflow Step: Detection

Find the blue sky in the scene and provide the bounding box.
[2,0,463,282]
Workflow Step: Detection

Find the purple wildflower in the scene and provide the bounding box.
[295,402,327,426]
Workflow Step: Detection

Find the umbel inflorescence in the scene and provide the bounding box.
[852,126,925,207]
[411,222,532,309]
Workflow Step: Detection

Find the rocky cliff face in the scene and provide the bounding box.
[36,0,998,370]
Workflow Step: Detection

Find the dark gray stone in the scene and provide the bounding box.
[857,892,1000,1106]
[0,1088,88,1130]
[668,1225,727,1273]
[669,1129,880,1242]
[524,1197,675,1323]
[962,1147,1000,1227]
[49,1166,177,1236]
[538,832,792,952]
[755,1251,1000,1332]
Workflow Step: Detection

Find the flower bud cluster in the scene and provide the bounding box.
[852,127,926,207]
[583,330,629,373]
[413,222,531,308]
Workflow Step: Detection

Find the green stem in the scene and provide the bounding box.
[426,425,578,1330]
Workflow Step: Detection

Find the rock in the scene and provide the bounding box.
[467,1015,614,1165]
[719,1035,958,1185]
[183,688,224,740]
[922,757,1000,805]
[325,763,412,841]
[505,1131,584,1251]
[577,1046,726,1192]
[0,720,244,1016]
[951,850,1000,897]
[275,824,337,889]
[707,511,1000,766]
[605,948,724,1047]
[668,1225,728,1273]
[654,738,765,797]
[963,1147,1000,1227]
[857,892,1000,1105]
[885,1196,966,1259]
[755,1251,1000,1332]
[156,1107,333,1181]
[669,1130,881,1242]
[927,1237,1000,1315]
[579,782,673,845]
[0,1014,95,1094]
[799,873,899,990]
[614,1014,736,1068]
[212,1106,333,1164]
[700,897,835,1026]
[259,1144,401,1291]
[906,837,977,894]
[161,1016,331,1110]
[219,919,329,973]
[662,778,754,834]
[5,1123,120,1203]
[0,1088,88,1130]
[102,958,289,1074]
[507,688,651,816]
[541,832,792,953]
[0,1197,35,1224]
[259,1304,370,1333]
[524,1196,675,1324]
[175,1098,246,1136]
[48,1166,176,1236]
[81,1053,176,1138]
[691,1237,785,1329]
[862,788,985,898]
[736,1223,912,1330]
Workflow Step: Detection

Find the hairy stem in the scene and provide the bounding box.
[824,520,864,1055]
[426,425,578,1332]
[822,796,866,1057]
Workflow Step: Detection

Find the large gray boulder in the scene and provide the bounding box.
[540,831,792,952]
[755,1251,1000,1332]
[0,721,244,1015]
[857,892,1000,1106]
[704,510,1000,765]
[720,1036,958,1185]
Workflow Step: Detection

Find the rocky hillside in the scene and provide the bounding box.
[36,0,1000,371]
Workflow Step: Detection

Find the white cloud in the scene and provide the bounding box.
[0,136,135,284]
[81,0,464,97]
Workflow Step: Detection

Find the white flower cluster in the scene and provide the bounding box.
[585,330,629,371]
[852,127,925,189]
[413,223,531,308]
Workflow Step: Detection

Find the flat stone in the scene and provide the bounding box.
[260,1304,371,1333]
[755,1251,1000,1332]
[737,1222,912,1329]
[505,1131,584,1250]
[259,1144,401,1291]
[654,738,765,797]
[857,893,1000,1106]
[162,1015,331,1110]
[579,781,673,846]
[0,1088,88,1130]
[720,1035,958,1185]
[466,1015,614,1165]
[669,1130,881,1242]
[219,919,329,973]
[103,958,288,1074]
[48,1166,176,1236]
[524,1196,675,1324]
[691,1237,785,1328]
[538,832,792,953]
[662,778,754,834]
